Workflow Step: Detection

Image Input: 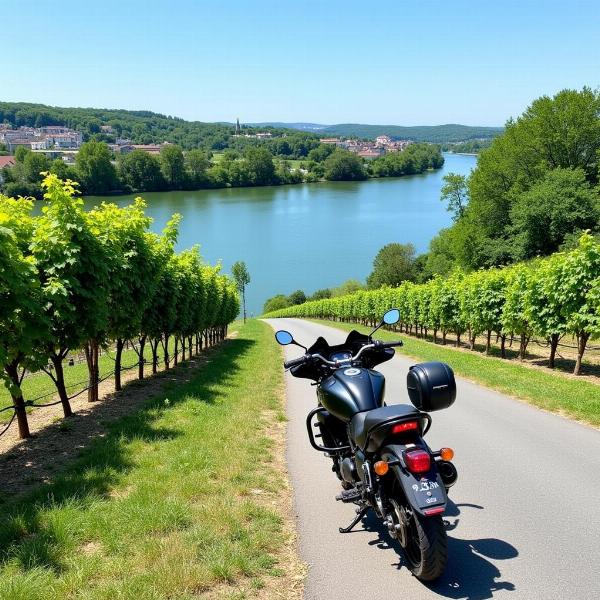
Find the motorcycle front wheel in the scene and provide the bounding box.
[389,491,448,581]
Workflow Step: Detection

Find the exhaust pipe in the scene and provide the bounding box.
[438,460,458,489]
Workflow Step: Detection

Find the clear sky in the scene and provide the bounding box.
[3,0,599,126]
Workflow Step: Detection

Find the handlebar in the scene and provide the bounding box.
[379,340,404,348]
[284,355,308,369]
[284,339,403,370]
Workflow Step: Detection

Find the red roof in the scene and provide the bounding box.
[0,156,16,168]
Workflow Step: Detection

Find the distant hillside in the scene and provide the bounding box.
[320,123,503,143]
[0,102,312,150]
[252,121,503,143]
[0,101,502,147]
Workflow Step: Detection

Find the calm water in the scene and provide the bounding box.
[86,153,476,314]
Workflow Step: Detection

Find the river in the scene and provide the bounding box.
[85,153,477,314]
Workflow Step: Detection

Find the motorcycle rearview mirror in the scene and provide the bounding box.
[274,330,307,351]
[383,308,400,325]
[369,308,401,337]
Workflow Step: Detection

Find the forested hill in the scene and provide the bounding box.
[0,102,307,150]
[253,122,503,142]
[0,101,502,146]
[318,123,503,143]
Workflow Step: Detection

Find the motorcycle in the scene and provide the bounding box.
[275,309,458,581]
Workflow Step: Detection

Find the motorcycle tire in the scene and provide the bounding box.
[390,483,447,581]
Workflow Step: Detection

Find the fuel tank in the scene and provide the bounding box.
[317,367,385,422]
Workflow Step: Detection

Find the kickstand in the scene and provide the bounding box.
[339,506,369,534]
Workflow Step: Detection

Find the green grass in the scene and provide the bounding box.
[309,319,600,428]
[277,159,306,171]
[0,320,289,599]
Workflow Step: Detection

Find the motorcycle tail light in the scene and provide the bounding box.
[404,449,431,473]
[423,506,445,516]
[392,421,418,434]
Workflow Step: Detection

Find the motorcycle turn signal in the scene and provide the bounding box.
[373,460,389,476]
[439,447,454,461]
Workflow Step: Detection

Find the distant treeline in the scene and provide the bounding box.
[441,139,492,153]
[317,123,503,143]
[0,141,444,197]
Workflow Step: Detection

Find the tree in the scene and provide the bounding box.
[75,140,118,193]
[440,173,468,220]
[231,261,250,322]
[14,146,30,163]
[308,288,332,301]
[185,149,211,187]
[510,168,599,260]
[244,147,277,186]
[308,144,335,163]
[429,87,600,272]
[288,290,306,305]
[332,279,364,297]
[118,150,165,191]
[323,149,367,181]
[0,195,48,438]
[23,152,49,184]
[49,158,77,181]
[160,144,187,189]
[31,175,110,409]
[367,243,417,289]
[548,233,600,375]
[87,199,157,390]
[263,294,290,314]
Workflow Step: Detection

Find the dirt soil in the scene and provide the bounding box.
[0,353,213,499]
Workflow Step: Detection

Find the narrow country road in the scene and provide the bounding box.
[265,318,600,600]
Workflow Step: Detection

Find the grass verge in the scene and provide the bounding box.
[0,320,301,599]
[309,319,600,428]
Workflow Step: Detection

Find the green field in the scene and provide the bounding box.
[0,320,292,599]
[310,319,600,428]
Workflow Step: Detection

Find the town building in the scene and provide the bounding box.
[0,155,16,184]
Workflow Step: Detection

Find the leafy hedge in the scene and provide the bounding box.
[1,175,239,438]
[265,234,600,376]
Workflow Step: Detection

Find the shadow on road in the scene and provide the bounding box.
[353,499,518,599]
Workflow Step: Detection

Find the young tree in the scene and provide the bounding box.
[231,260,250,322]
[87,199,157,390]
[549,232,600,374]
[440,173,468,221]
[0,195,48,438]
[31,175,109,409]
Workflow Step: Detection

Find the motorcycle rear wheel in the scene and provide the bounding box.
[390,494,447,581]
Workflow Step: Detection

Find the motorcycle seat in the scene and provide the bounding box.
[350,404,421,450]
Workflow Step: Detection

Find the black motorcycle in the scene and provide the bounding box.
[275,309,458,581]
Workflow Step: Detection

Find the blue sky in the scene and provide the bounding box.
[3,0,599,126]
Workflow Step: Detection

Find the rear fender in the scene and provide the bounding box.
[381,444,447,517]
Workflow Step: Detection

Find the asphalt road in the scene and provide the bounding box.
[265,318,600,600]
